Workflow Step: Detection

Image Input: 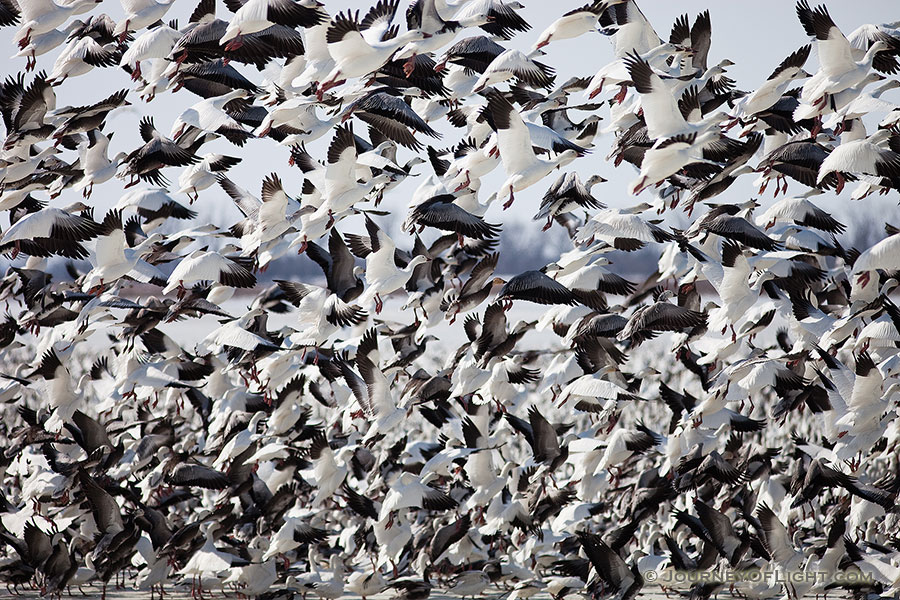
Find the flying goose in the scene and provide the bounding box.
[486,91,579,209]
[220,0,326,51]
[534,172,606,231]
[162,249,256,298]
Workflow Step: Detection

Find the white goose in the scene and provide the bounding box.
[357,216,428,314]
[74,130,128,198]
[797,1,889,106]
[13,0,100,47]
[533,2,620,50]
[162,249,256,297]
[179,521,249,594]
[81,210,163,293]
[276,280,365,351]
[220,0,325,51]
[729,45,812,121]
[852,232,900,287]
[119,19,182,81]
[471,48,554,93]
[630,131,720,195]
[486,92,578,210]
[171,89,252,145]
[176,154,241,202]
[46,36,121,85]
[13,21,83,71]
[817,130,900,193]
[319,6,427,96]
[114,0,174,42]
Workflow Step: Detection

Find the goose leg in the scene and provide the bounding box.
[502,186,515,210]
[223,35,244,52]
[403,54,418,78]
[118,21,130,43]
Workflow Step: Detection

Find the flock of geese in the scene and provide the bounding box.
[3,0,900,599]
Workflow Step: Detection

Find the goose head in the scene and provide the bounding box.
[248,410,267,432]
[404,254,429,272]
[554,149,579,168]
[586,174,608,188]
[875,78,900,96]
[863,40,889,64]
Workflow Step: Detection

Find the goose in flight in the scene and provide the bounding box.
[486,91,579,209]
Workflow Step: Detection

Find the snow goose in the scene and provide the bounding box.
[694,242,776,340]
[13,21,84,72]
[31,348,81,433]
[623,52,728,141]
[176,154,241,202]
[575,204,673,250]
[304,231,364,302]
[394,0,462,77]
[13,0,100,48]
[171,88,254,147]
[486,91,579,209]
[584,42,689,101]
[341,89,440,151]
[162,249,256,298]
[52,89,132,140]
[472,48,555,93]
[116,188,197,232]
[211,411,266,468]
[220,0,325,51]
[790,457,893,509]
[276,279,366,351]
[796,1,890,106]
[114,0,174,42]
[827,77,900,127]
[81,210,164,293]
[853,232,900,287]
[0,202,102,259]
[380,471,457,521]
[729,45,812,123]
[557,369,645,414]
[46,35,123,85]
[119,19,182,81]
[304,431,352,507]
[405,193,501,243]
[629,131,721,195]
[618,290,707,345]
[356,216,429,314]
[345,568,387,599]
[757,194,846,233]
[435,34,504,74]
[118,117,199,187]
[847,20,900,73]
[319,4,428,97]
[817,130,900,193]
[74,130,128,198]
[687,202,782,251]
[496,270,577,308]
[533,2,622,50]
[436,0,529,40]
[534,172,606,231]
[578,531,643,600]
[179,521,250,596]
[261,517,329,563]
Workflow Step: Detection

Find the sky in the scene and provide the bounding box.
[1,0,900,273]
